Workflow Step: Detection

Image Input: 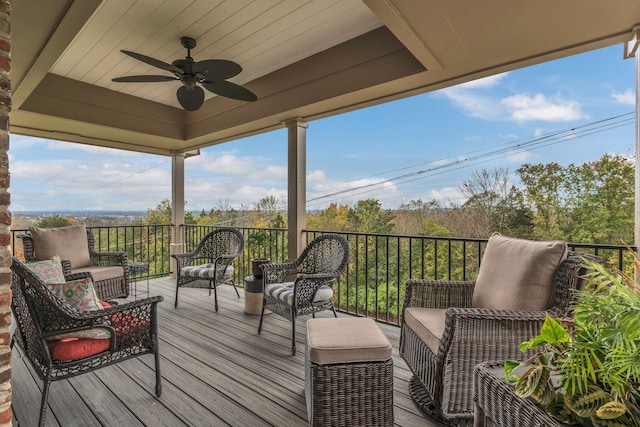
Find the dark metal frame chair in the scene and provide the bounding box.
[258,233,350,355]
[20,230,130,301]
[10,257,163,427]
[399,251,600,425]
[172,227,245,311]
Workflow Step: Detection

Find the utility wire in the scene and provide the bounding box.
[307,112,634,207]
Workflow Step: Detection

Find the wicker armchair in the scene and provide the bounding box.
[20,225,130,301]
[258,233,349,356]
[10,257,163,427]
[399,247,600,426]
[172,228,245,310]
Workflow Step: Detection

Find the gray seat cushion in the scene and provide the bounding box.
[404,307,446,354]
[472,233,568,310]
[72,265,124,283]
[306,317,392,365]
[30,224,92,269]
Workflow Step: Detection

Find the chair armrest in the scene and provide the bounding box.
[438,306,548,360]
[43,296,164,347]
[172,252,197,270]
[403,279,475,310]
[261,261,298,284]
[90,250,128,268]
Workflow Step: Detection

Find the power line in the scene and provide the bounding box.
[306,112,634,207]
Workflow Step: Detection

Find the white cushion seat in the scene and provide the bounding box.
[265,281,333,305]
[180,264,234,280]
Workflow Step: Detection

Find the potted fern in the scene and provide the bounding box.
[505,249,640,426]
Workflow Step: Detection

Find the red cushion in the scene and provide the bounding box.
[47,337,110,361]
[100,300,112,308]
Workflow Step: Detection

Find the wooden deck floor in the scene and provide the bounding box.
[11,277,442,426]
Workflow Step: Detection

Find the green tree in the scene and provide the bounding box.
[563,155,634,244]
[516,163,566,239]
[347,199,394,233]
[35,215,74,228]
[307,203,350,231]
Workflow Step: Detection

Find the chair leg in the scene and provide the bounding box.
[291,315,297,356]
[174,280,180,308]
[212,280,219,312]
[231,280,240,298]
[258,296,266,333]
[331,305,337,317]
[39,374,52,427]
[155,344,162,397]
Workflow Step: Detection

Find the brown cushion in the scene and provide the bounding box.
[306,317,392,365]
[404,307,446,354]
[30,224,92,269]
[472,233,568,310]
[72,266,124,283]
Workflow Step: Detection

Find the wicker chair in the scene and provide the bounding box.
[258,233,350,356]
[172,228,245,311]
[399,249,600,426]
[10,257,163,427]
[20,226,130,301]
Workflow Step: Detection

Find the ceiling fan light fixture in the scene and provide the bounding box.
[112,37,257,110]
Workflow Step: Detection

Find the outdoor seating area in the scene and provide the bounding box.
[19,224,131,301]
[11,275,434,426]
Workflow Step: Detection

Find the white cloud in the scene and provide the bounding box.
[307,169,326,181]
[534,128,545,137]
[611,88,635,105]
[458,73,509,89]
[501,93,587,122]
[429,186,465,204]
[507,151,532,162]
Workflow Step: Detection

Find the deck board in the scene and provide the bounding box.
[12,277,441,426]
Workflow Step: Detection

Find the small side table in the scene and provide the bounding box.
[129,261,150,299]
[474,362,568,427]
[244,275,263,315]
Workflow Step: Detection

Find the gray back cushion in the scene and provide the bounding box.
[30,224,92,269]
[472,233,568,310]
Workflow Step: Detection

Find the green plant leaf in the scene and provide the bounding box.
[515,365,547,398]
[539,313,569,344]
[595,400,627,420]
[565,385,611,418]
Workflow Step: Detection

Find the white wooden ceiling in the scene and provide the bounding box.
[10,0,640,156]
[50,0,382,108]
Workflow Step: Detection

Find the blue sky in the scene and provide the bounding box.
[9,44,636,213]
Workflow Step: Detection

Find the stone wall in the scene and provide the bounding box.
[0,0,10,425]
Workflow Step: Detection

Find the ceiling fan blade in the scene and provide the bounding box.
[112,75,178,83]
[202,80,257,102]
[177,85,205,111]
[121,50,184,75]
[192,60,242,81]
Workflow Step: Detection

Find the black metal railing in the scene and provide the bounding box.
[13,225,635,327]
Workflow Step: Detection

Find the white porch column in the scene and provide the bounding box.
[285,119,308,260]
[625,29,640,250]
[171,152,186,278]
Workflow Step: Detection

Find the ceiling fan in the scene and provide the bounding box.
[112,36,257,111]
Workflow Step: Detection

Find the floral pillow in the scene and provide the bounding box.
[46,277,111,340]
[49,277,104,311]
[24,255,66,283]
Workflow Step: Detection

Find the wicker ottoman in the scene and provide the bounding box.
[305,317,394,427]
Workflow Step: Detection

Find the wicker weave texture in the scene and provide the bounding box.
[306,356,394,427]
[11,257,163,427]
[399,252,601,423]
[172,227,244,309]
[20,231,131,300]
[259,233,349,355]
[474,362,568,427]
